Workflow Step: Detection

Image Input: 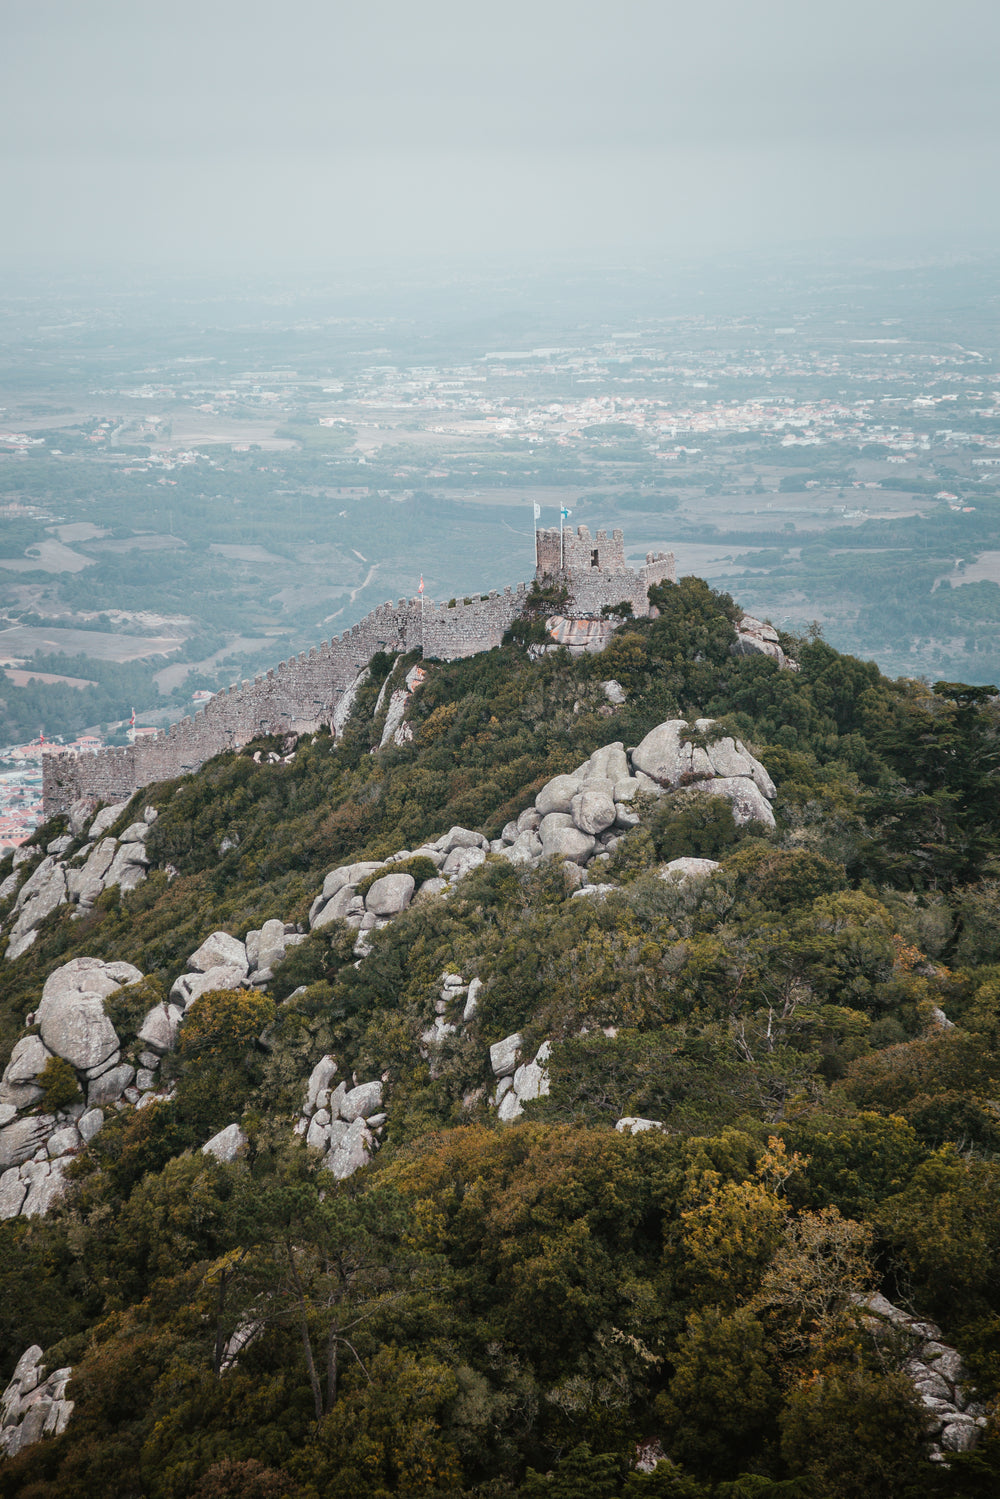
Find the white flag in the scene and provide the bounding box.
[533,503,541,520]
[560,506,572,519]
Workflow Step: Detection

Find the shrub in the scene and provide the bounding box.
[38,1055,81,1113]
[356,855,440,898]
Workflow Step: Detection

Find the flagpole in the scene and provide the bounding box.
[559,508,564,572]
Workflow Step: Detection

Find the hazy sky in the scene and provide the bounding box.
[3,0,999,272]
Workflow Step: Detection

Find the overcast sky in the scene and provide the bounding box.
[3,0,999,272]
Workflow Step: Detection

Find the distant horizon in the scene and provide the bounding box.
[4,2,998,275]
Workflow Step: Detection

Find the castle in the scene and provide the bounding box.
[42,527,674,816]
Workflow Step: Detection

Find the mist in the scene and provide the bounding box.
[3,0,999,273]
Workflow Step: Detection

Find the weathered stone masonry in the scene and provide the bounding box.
[43,531,674,816]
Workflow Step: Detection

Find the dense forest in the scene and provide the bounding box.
[1,577,1000,1497]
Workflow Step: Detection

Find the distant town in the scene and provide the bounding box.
[0,689,212,849]
[2,257,1000,755]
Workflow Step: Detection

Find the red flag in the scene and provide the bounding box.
[130,707,136,727]
[418,575,424,595]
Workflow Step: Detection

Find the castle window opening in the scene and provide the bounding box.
[591,548,599,568]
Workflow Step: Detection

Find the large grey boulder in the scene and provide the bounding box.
[326,1116,373,1180]
[512,1058,548,1104]
[490,1033,523,1077]
[616,1117,667,1134]
[364,872,415,916]
[311,882,363,930]
[104,843,149,890]
[7,858,67,954]
[170,965,247,1008]
[630,720,713,788]
[436,827,488,855]
[68,796,99,837]
[187,932,248,974]
[540,818,595,864]
[117,822,148,844]
[36,957,139,1070]
[305,1055,338,1110]
[0,1168,27,1220]
[687,776,776,829]
[497,1089,524,1122]
[5,929,41,962]
[660,857,721,882]
[87,1063,135,1109]
[78,1108,104,1144]
[202,1123,248,1162]
[535,774,581,816]
[88,801,130,839]
[442,845,487,880]
[0,1116,55,1170]
[46,1124,80,1159]
[20,1160,67,1217]
[254,918,288,973]
[499,830,543,866]
[79,837,118,883]
[1,1036,54,1104]
[340,1080,383,1121]
[580,742,630,785]
[137,1002,183,1054]
[693,719,776,798]
[570,788,616,836]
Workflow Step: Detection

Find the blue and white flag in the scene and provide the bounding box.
[533,503,541,520]
[560,506,572,519]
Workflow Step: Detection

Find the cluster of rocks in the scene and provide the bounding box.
[170,921,306,1007]
[293,1056,386,1180]
[490,1033,551,1121]
[733,614,798,672]
[377,664,427,748]
[298,720,775,966]
[307,828,494,956]
[856,1292,987,1457]
[0,1347,73,1458]
[497,720,775,871]
[0,956,159,1219]
[0,716,776,1223]
[1,800,156,963]
[420,973,482,1058]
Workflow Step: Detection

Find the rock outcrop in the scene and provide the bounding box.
[490,1034,552,1121]
[295,1056,386,1180]
[0,1347,73,1457]
[3,802,156,962]
[855,1292,987,1458]
[733,614,798,671]
[0,954,153,1219]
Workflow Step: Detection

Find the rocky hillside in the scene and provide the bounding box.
[0,576,999,1499]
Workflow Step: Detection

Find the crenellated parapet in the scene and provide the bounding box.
[43,527,676,816]
[421,583,527,660]
[536,525,675,616]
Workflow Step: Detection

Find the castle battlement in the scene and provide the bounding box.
[42,529,674,815]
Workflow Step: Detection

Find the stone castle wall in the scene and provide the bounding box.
[421,584,527,660]
[43,530,674,816]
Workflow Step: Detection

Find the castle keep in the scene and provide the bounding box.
[42,528,675,816]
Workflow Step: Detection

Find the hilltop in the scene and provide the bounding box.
[1,575,1000,1498]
